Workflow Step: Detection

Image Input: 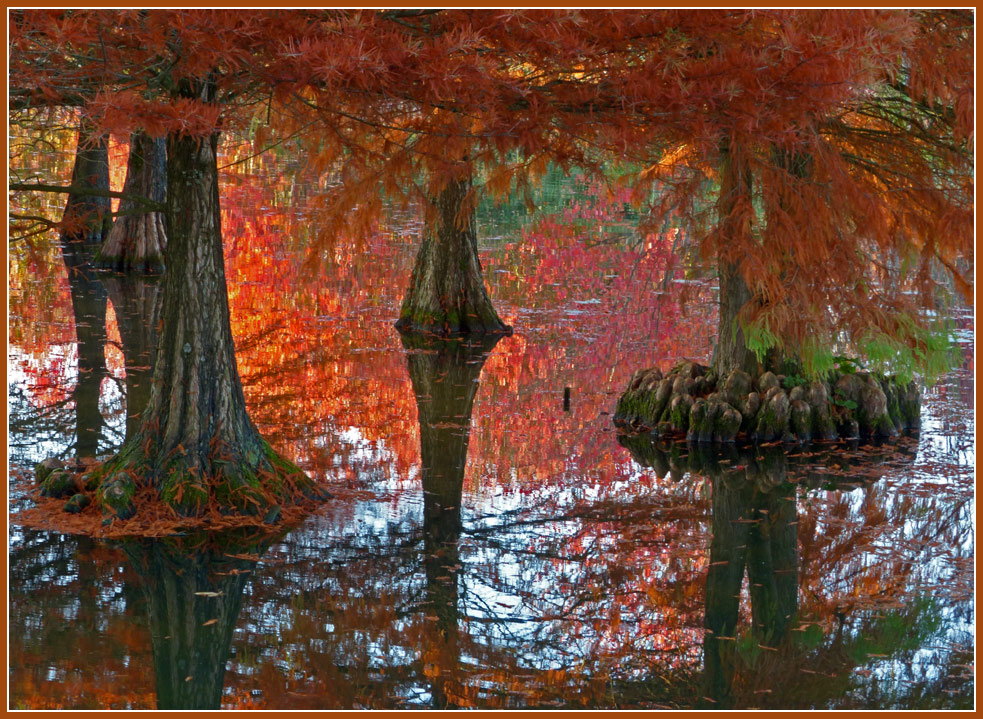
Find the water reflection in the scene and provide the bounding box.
[702,475,797,708]
[403,332,503,708]
[100,275,161,440]
[7,149,974,709]
[65,262,108,458]
[119,533,273,710]
[619,437,974,710]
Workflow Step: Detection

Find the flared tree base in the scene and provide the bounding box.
[614,360,921,445]
[36,438,330,530]
[395,305,512,337]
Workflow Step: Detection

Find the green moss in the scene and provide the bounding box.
[669,394,693,431]
[160,473,209,517]
[715,406,742,443]
[262,439,327,500]
[811,407,838,441]
[753,392,790,443]
[98,472,137,520]
[212,464,266,516]
[64,493,91,514]
[40,469,77,499]
[35,458,63,485]
[615,389,663,426]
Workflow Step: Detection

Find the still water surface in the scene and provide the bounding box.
[7,152,975,709]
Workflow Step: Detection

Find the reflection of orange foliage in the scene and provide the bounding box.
[8,540,157,710]
[220,155,714,497]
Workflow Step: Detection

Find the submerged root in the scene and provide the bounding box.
[614,360,921,446]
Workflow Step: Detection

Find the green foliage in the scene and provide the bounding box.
[833,355,861,374]
[782,374,808,390]
[858,316,954,384]
[746,308,954,383]
[743,318,781,363]
[797,337,836,379]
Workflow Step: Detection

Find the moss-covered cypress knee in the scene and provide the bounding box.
[98,473,137,520]
[35,457,65,486]
[40,469,78,499]
[64,493,91,514]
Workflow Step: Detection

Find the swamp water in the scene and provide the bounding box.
[7,155,975,709]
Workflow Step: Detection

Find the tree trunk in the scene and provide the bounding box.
[94,129,318,520]
[403,332,503,709]
[60,123,112,268]
[710,144,760,378]
[98,132,167,272]
[396,177,511,336]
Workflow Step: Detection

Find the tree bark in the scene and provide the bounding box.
[711,144,760,378]
[396,177,511,336]
[94,126,318,519]
[98,132,168,272]
[60,122,112,268]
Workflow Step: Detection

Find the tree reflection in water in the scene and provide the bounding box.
[119,533,274,710]
[100,274,161,443]
[403,332,504,708]
[8,153,974,709]
[621,436,972,709]
[65,262,108,459]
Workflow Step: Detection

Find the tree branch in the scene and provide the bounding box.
[8,182,166,212]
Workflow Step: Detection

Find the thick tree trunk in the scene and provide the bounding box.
[98,132,167,272]
[396,177,511,336]
[403,332,503,709]
[714,260,760,377]
[94,129,319,520]
[711,144,760,378]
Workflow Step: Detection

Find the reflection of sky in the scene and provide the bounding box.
[7,205,975,709]
[8,319,974,707]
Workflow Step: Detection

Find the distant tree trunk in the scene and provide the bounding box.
[60,122,112,268]
[711,144,760,378]
[94,108,320,520]
[98,132,167,272]
[101,275,162,440]
[403,332,503,709]
[396,176,511,336]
